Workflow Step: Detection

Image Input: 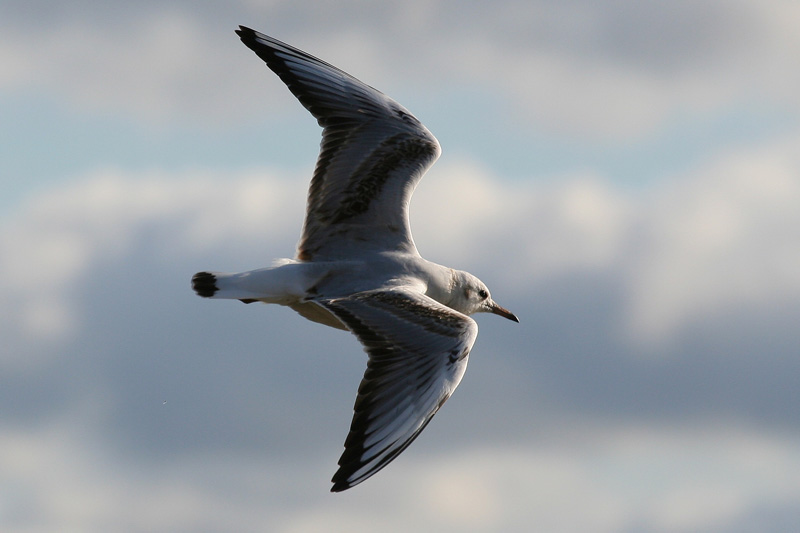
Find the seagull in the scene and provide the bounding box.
[192,26,519,492]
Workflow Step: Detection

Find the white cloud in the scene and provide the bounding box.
[4,415,796,533]
[419,135,800,347]
[0,167,305,363]
[413,161,630,284]
[4,130,799,358]
[624,135,800,344]
[0,8,261,126]
[2,135,800,530]
[3,3,800,531]
[444,0,800,136]
[2,0,799,135]
[0,421,323,532]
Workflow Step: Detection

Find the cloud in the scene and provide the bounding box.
[4,420,797,532]
[0,422,331,532]
[12,134,795,354]
[3,131,799,380]
[2,135,800,529]
[0,8,253,125]
[622,135,800,345]
[414,135,800,348]
[3,0,800,135]
[0,167,305,366]
[3,2,800,530]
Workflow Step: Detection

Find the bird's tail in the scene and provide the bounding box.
[191,271,270,302]
[191,271,222,298]
[191,261,310,303]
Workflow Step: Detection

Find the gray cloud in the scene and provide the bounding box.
[2,1,800,529]
[3,0,798,135]
[2,139,799,529]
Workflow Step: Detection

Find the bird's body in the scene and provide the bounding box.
[192,26,518,492]
[194,253,461,329]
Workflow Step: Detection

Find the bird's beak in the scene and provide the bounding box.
[488,301,519,323]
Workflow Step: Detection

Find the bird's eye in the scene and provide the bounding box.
[478,289,488,300]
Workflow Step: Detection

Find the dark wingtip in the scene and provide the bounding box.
[191,272,218,298]
[235,25,253,38]
[330,471,357,493]
[330,482,349,493]
[330,468,348,492]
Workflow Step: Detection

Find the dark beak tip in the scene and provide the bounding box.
[490,302,519,323]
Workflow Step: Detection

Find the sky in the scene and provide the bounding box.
[2,0,800,531]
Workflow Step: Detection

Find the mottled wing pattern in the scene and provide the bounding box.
[236,27,441,260]
[317,287,477,492]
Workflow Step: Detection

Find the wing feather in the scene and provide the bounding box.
[317,287,477,492]
[236,27,441,261]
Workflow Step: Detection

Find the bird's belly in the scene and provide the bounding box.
[287,300,349,331]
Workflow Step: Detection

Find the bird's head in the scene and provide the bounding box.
[450,271,519,322]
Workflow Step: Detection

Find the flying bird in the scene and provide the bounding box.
[192,26,519,492]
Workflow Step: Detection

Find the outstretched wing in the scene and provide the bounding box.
[317,287,477,492]
[236,27,441,261]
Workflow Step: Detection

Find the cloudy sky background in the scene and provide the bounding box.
[2,1,800,531]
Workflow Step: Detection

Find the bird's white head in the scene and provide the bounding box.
[448,271,519,322]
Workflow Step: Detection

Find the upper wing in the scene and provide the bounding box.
[236,27,441,261]
[317,287,478,492]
